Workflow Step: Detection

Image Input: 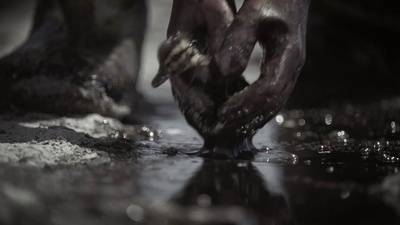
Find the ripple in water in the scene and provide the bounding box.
[254,148,298,165]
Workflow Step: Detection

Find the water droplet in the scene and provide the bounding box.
[360,147,371,156]
[326,166,335,173]
[318,145,331,154]
[197,194,212,207]
[325,114,333,125]
[299,119,306,126]
[304,160,312,165]
[283,119,296,128]
[340,190,351,199]
[103,119,108,125]
[240,126,248,134]
[275,115,284,125]
[391,121,397,133]
[237,162,248,167]
[111,131,121,139]
[328,130,349,141]
[377,153,400,163]
[291,154,299,164]
[126,204,144,222]
[136,126,163,141]
[338,131,345,137]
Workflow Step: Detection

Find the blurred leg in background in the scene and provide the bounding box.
[0,0,147,118]
[1,0,399,115]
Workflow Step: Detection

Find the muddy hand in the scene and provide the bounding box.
[152,0,238,129]
[152,0,236,87]
[213,0,311,135]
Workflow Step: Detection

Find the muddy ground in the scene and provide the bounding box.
[1,1,400,225]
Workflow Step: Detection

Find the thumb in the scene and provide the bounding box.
[200,0,235,54]
[214,2,259,77]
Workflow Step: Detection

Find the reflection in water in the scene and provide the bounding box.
[140,160,294,225]
[171,160,293,225]
[131,99,400,225]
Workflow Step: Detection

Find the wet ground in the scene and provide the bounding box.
[1,100,400,225]
[1,1,400,225]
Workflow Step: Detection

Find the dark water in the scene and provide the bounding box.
[1,98,399,225]
[148,98,400,225]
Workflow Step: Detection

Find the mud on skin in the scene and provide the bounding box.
[154,33,255,159]
[154,0,310,159]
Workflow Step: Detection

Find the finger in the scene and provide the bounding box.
[215,43,303,135]
[213,78,288,136]
[217,45,302,123]
[156,0,236,89]
[167,0,202,38]
[215,0,310,133]
[217,79,283,123]
[200,0,235,54]
[214,1,259,77]
[225,0,237,13]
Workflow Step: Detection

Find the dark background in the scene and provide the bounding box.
[288,0,400,107]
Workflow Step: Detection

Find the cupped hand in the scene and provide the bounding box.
[212,0,311,135]
[159,0,311,143]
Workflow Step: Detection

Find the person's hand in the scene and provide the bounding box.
[160,0,310,140]
[167,0,236,54]
[154,0,244,139]
[211,0,311,135]
[152,0,236,87]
